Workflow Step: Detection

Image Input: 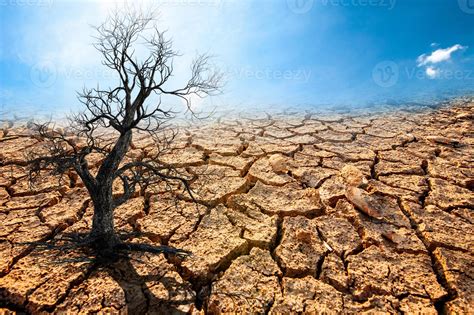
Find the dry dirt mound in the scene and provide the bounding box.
[0,101,473,314]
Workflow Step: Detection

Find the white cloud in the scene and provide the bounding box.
[416,44,468,80]
[417,44,467,66]
[425,66,439,79]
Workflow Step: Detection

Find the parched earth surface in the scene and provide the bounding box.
[0,100,473,314]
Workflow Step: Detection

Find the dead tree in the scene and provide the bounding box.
[27,9,222,257]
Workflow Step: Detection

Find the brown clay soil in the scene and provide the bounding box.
[0,100,473,314]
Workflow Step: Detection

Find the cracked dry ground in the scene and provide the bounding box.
[0,102,473,314]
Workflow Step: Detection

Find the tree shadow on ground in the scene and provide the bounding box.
[18,232,196,314]
[107,253,195,314]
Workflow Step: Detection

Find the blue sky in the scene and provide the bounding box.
[1,0,474,117]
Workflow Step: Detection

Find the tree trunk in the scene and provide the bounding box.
[90,186,119,252]
[89,131,133,253]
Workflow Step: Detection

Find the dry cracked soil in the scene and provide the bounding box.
[0,99,473,314]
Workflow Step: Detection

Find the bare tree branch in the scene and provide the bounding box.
[27,8,222,254]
